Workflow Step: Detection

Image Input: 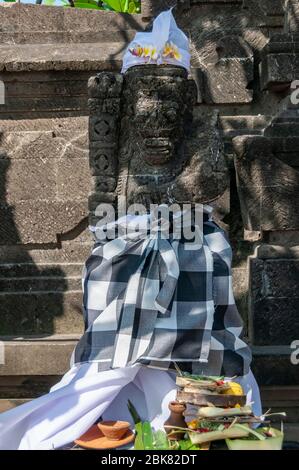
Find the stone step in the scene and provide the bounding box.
[0,292,83,335]
[0,399,30,413]
[0,276,82,293]
[261,386,299,423]
[252,346,299,386]
[0,335,80,377]
[0,243,92,264]
[0,42,124,73]
[0,262,83,278]
[0,4,146,45]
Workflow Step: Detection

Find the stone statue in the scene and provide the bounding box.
[88,65,229,221]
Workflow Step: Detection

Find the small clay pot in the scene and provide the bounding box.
[164,401,186,440]
[98,421,130,441]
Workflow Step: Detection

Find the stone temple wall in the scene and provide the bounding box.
[0,0,298,419]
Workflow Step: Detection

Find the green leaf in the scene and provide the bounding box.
[152,430,170,450]
[128,1,136,13]
[134,422,144,450]
[103,0,139,12]
[103,0,124,11]
[142,421,154,450]
[73,2,102,8]
[178,439,201,450]
[127,399,142,425]
[234,424,266,441]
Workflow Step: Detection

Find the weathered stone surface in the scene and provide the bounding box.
[257,244,299,259]
[263,259,299,298]
[0,399,30,412]
[285,0,299,33]
[0,242,92,264]
[0,276,81,293]
[259,0,299,92]
[0,201,88,244]
[57,157,91,201]
[0,43,124,73]
[0,3,145,44]
[0,335,79,376]
[260,43,299,91]
[267,231,299,245]
[0,130,88,160]
[142,0,177,18]
[232,267,248,326]
[264,100,299,138]
[0,115,88,133]
[0,158,56,203]
[233,136,299,231]
[252,349,299,385]
[243,0,284,18]
[260,385,299,423]
[0,262,83,278]
[0,291,83,335]
[0,377,60,399]
[253,297,299,345]
[249,256,299,345]
[200,36,254,104]
[88,73,123,99]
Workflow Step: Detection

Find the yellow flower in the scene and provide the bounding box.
[222,381,244,396]
[187,419,198,430]
[143,45,158,61]
[162,41,182,61]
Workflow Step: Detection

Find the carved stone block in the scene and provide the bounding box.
[250,258,299,346]
[285,0,299,33]
[89,144,117,177]
[233,135,299,231]
[260,37,299,90]
[201,36,254,104]
[260,1,299,91]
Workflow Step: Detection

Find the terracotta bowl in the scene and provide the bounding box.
[98,421,131,441]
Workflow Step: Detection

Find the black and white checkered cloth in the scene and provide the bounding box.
[73,208,252,377]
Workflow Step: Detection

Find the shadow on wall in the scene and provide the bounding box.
[0,151,67,337]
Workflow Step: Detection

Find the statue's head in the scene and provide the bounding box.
[88,65,229,215]
[125,65,194,166]
[118,65,198,205]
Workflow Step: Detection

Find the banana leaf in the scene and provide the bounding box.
[226,427,284,450]
[153,430,170,450]
[103,0,139,13]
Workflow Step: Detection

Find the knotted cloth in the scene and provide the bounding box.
[73,207,252,377]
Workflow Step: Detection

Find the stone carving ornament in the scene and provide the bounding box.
[88,64,229,220]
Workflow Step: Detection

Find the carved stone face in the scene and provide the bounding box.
[131,72,188,167]
[88,67,229,214]
[119,66,197,204]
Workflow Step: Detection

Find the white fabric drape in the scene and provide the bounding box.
[0,364,261,450]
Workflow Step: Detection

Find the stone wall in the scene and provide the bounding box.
[0,1,298,401]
